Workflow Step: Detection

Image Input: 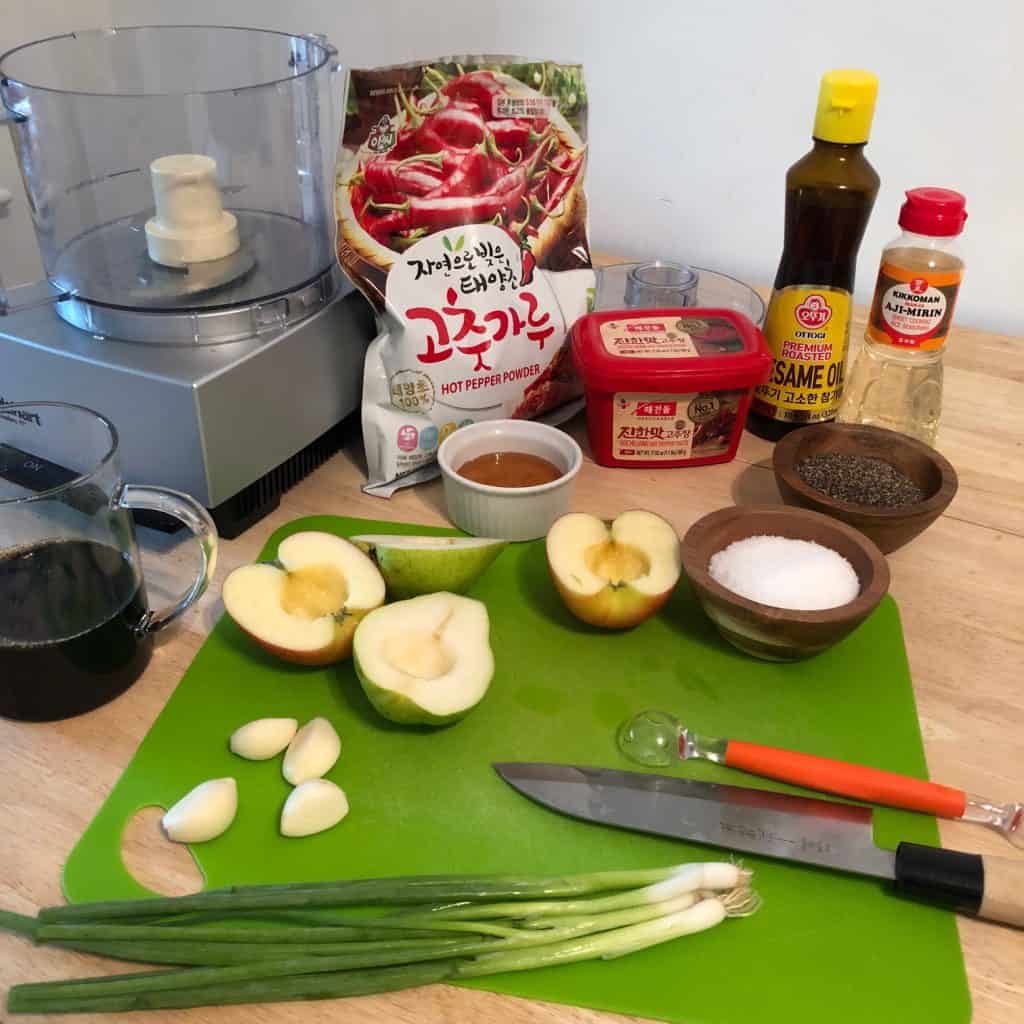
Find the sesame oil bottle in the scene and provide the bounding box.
[748,70,880,440]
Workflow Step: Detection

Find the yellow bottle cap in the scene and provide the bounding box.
[813,69,878,144]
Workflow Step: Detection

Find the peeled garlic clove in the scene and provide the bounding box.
[162,778,237,843]
[229,717,298,760]
[281,779,349,837]
[282,717,341,785]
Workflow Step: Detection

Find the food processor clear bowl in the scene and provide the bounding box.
[596,262,766,326]
[0,26,342,313]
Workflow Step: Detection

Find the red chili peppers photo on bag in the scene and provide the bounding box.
[335,57,594,496]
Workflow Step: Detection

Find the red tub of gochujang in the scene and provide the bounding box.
[570,308,772,468]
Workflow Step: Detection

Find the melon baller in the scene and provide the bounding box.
[618,709,1024,849]
[0,26,374,537]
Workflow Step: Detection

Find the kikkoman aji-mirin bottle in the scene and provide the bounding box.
[837,188,967,446]
[749,69,880,440]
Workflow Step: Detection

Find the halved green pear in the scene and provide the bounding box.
[353,592,494,726]
[350,535,506,599]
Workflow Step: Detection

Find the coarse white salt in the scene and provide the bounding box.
[708,535,860,611]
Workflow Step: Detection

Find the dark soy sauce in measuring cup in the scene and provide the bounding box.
[0,403,217,721]
[0,539,153,721]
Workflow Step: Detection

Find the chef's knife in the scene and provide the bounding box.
[494,762,1024,929]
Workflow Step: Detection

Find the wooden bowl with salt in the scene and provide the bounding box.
[772,423,958,554]
[681,505,890,661]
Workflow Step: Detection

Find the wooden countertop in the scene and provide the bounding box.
[2,305,1022,1023]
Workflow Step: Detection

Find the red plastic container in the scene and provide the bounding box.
[571,308,772,469]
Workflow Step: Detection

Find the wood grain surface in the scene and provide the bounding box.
[2,302,1022,1023]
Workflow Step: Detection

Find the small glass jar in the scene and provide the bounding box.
[624,260,699,309]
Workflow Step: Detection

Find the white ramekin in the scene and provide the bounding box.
[437,420,583,542]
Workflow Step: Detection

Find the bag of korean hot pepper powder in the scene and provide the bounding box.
[336,57,594,496]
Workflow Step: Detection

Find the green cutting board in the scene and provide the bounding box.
[65,515,969,1024]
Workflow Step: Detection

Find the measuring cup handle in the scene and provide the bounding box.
[120,484,218,634]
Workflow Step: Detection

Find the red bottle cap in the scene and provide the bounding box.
[898,187,967,237]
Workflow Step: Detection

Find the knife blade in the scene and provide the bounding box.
[494,762,1024,929]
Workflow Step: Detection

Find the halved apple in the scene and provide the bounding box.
[546,510,681,629]
[222,531,385,665]
[353,592,494,726]
[350,535,506,599]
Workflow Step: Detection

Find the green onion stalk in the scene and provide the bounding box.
[5,863,759,1015]
[37,865,686,923]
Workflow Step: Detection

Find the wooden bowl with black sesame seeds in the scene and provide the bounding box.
[772,423,958,554]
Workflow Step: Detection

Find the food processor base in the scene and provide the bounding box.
[206,415,355,539]
[0,281,375,537]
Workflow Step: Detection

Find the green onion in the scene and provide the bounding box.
[48,935,477,967]
[12,948,476,1003]
[11,890,759,1012]
[457,891,759,978]
[37,866,683,923]
[400,862,750,922]
[41,891,704,979]
[6,863,759,1014]
[7,961,458,1014]
[36,917,516,944]
[143,907,432,927]
[0,910,36,938]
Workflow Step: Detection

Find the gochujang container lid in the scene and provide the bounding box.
[571,308,772,394]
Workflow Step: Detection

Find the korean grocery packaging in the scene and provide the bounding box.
[335,57,594,496]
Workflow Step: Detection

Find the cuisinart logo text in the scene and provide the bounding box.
[0,399,41,426]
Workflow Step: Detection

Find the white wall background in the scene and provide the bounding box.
[2,1,1021,334]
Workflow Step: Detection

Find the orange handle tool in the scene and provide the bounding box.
[724,740,968,818]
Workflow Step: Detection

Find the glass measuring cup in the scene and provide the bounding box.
[0,402,217,721]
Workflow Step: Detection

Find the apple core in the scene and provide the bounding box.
[546,511,682,629]
[584,541,651,587]
[280,565,348,620]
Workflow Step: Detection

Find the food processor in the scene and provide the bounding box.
[0,26,374,536]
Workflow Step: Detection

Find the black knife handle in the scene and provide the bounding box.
[894,842,1024,929]
[894,842,982,912]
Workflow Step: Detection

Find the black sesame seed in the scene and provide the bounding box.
[795,453,926,508]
